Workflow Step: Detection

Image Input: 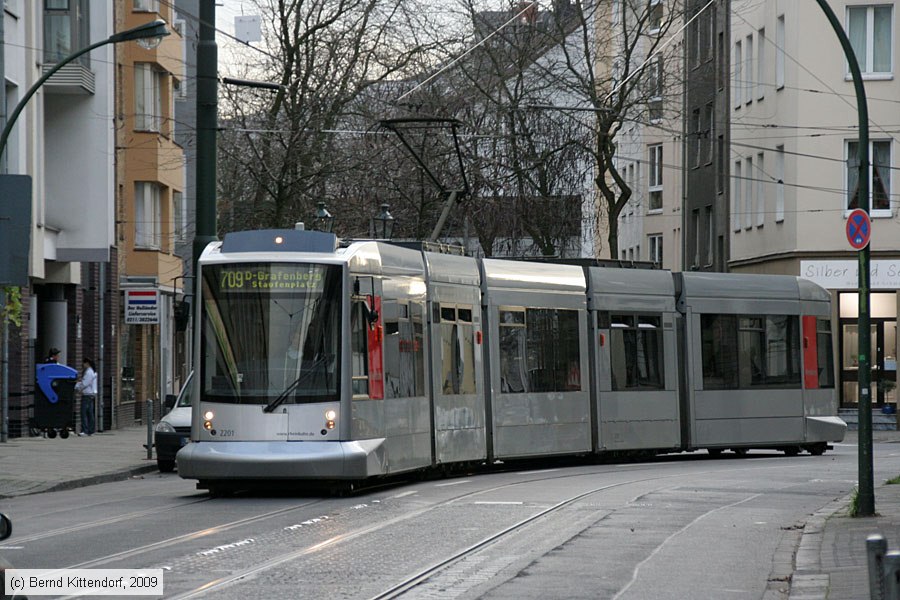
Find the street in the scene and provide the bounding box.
[1,439,891,599]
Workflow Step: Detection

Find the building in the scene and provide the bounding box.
[115,0,185,423]
[613,0,684,270]
[729,0,898,411]
[1,1,118,436]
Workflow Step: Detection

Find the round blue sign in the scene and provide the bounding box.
[846,208,871,250]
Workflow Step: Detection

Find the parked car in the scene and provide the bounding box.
[0,512,25,599]
[154,372,193,472]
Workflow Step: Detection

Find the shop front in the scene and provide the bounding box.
[801,260,899,409]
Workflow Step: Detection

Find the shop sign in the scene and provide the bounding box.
[800,260,900,289]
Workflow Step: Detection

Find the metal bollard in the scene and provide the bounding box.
[146,399,153,460]
[870,534,888,600]
[884,551,900,600]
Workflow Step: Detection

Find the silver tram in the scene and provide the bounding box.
[176,229,847,490]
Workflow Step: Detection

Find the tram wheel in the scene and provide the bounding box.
[60,430,70,439]
[731,448,749,457]
[783,447,800,456]
[808,443,827,456]
[47,429,58,439]
[707,448,724,458]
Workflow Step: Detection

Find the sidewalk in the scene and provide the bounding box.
[790,429,900,600]
[0,426,157,498]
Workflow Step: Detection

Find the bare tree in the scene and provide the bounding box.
[216,0,447,235]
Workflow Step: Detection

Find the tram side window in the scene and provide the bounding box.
[351,300,369,396]
[702,314,800,389]
[438,304,476,395]
[384,301,424,398]
[817,318,836,388]
[499,307,581,393]
[609,314,664,391]
[701,314,739,389]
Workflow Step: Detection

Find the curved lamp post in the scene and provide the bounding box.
[0,19,169,161]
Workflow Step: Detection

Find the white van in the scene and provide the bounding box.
[154,372,193,472]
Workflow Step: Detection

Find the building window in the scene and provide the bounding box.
[848,5,892,75]
[704,103,714,164]
[757,28,765,99]
[649,234,663,265]
[734,40,743,106]
[648,0,662,33]
[775,145,785,222]
[647,57,663,122]
[756,152,765,227]
[135,182,161,249]
[847,140,891,213]
[732,161,741,232]
[692,108,701,167]
[173,190,186,242]
[44,0,90,66]
[648,144,663,211]
[705,207,713,266]
[692,208,700,267]
[133,0,159,12]
[745,34,753,104]
[717,32,726,90]
[135,63,163,132]
[744,156,753,229]
[717,135,725,194]
[776,15,785,89]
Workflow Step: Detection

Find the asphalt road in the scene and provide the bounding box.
[0,439,887,599]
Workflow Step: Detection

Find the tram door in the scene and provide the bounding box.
[839,292,898,408]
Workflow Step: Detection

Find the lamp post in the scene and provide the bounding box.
[0,19,168,444]
[312,202,335,233]
[373,204,395,240]
[814,0,873,516]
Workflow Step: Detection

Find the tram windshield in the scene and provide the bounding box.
[200,262,342,404]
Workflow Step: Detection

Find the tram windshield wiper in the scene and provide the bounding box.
[262,356,327,413]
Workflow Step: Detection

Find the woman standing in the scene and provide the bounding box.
[75,358,97,436]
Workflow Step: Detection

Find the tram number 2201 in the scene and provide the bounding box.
[218,429,235,437]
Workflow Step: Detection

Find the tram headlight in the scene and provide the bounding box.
[203,420,213,430]
[204,410,215,420]
[325,409,336,421]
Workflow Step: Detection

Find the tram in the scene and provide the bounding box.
[176,229,846,490]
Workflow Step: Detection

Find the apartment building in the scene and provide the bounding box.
[115,0,185,422]
[1,1,118,436]
[612,0,684,271]
[730,0,899,410]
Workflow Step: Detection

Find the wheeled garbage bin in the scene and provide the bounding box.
[35,363,78,438]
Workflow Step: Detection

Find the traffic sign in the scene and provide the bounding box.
[846,208,871,250]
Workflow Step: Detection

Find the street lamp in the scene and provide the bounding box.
[0,19,169,161]
[312,202,334,233]
[373,204,395,240]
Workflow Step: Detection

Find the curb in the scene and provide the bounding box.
[788,494,852,599]
[0,464,159,499]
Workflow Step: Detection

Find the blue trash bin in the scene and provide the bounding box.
[35,363,78,437]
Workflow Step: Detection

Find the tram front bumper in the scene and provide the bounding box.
[176,439,387,480]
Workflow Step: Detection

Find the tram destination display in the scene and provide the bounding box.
[216,265,325,292]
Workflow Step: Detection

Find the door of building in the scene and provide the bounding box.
[838,292,898,408]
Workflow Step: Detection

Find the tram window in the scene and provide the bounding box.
[702,313,800,389]
[817,318,835,389]
[411,302,426,395]
[458,308,472,323]
[609,314,664,391]
[701,314,739,389]
[499,307,581,393]
[351,300,369,396]
[384,301,421,399]
[440,304,476,395]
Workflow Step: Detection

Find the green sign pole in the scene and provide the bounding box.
[814,0,874,516]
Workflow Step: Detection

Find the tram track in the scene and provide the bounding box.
[165,458,806,599]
